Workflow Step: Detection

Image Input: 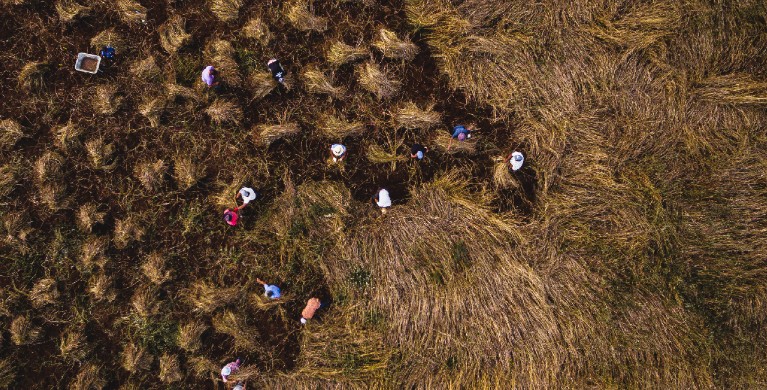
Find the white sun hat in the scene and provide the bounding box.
[239,187,257,203]
[510,151,524,171]
[331,144,346,157]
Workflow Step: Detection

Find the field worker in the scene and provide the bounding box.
[223,208,239,226]
[410,144,428,160]
[300,297,322,324]
[373,188,391,214]
[221,358,241,383]
[446,124,473,151]
[236,187,257,209]
[201,65,219,87]
[508,151,524,171]
[257,278,281,299]
[99,45,115,65]
[267,59,286,84]
[233,384,246,390]
[330,144,347,162]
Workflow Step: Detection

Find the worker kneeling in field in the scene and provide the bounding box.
[99,45,116,67]
[447,124,474,150]
[223,208,239,226]
[373,188,391,214]
[300,297,323,324]
[257,278,281,299]
[201,65,220,88]
[410,143,428,160]
[221,358,241,383]
[236,186,258,209]
[330,143,347,162]
[267,59,286,84]
[507,151,524,171]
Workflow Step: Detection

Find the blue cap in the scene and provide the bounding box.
[416,151,424,160]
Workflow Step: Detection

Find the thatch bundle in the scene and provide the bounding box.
[92,84,123,115]
[326,41,367,66]
[18,62,49,92]
[173,155,205,190]
[159,354,183,383]
[115,0,147,24]
[121,343,151,373]
[0,119,23,149]
[139,97,166,127]
[302,66,345,98]
[90,28,126,52]
[252,122,301,147]
[394,102,441,130]
[129,56,162,81]
[204,39,242,85]
[56,0,89,22]
[141,251,171,284]
[208,0,242,22]
[113,217,145,249]
[159,15,191,54]
[286,0,328,32]
[76,203,105,232]
[85,137,116,170]
[373,28,419,60]
[178,321,207,352]
[29,278,58,308]
[205,99,243,126]
[247,71,278,99]
[317,113,365,139]
[10,315,40,345]
[242,17,271,44]
[356,62,400,99]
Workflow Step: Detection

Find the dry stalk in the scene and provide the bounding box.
[18,62,49,92]
[114,217,145,249]
[70,364,105,390]
[88,272,116,302]
[184,281,240,313]
[205,39,242,85]
[59,329,87,361]
[90,28,126,52]
[85,137,117,170]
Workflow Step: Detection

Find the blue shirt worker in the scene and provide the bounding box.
[99,45,116,66]
[256,278,281,299]
[447,125,473,150]
[410,144,427,160]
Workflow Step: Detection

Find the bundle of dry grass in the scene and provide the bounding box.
[208,0,242,21]
[39,183,68,211]
[139,97,166,127]
[53,121,82,151]
[129,56,162,81]
[205,99,242,126]
[317,113,365,139]
[187,355,216,379]
[10,315,40,345]
[357,62,400,99]
[115,0,147,24]
[29,278,58,308]
[0,118,23,149]
[693,73,767,105]
[18,62,49,92]
[433,130,477,154]
[92,84,123,115]
[85,137,117,170]
[34,151,64,183]
[70,364,105,390]
[184,281,240,313]
[80,236,107,269]
[165,82,200,102]
[59,329,87,361]
[77,203,105,232]
[326,41,368,67]
[252,122,301,147]
[247,71,278,100]
[205,39,242,85]
[373,28,419,60]
[286,0,328,32]
[242,16,271,44]
[178,321,206,352]
[134,159,167,192]
[141,251,171,284]
[212,311,260,351]
[173,155,205,190]
[0,360,13,389]
[302,66,345,98]
[90,28,126,52]
[394,102,441,130]
[159,354,183,383]
[366,143,405,164]
[88,271,116,302]
[492,159,517,189]
[55,0,89,22]
[121,343,151,373]
[130,285,160,317]
[114,217,145,249]
[159,15,191,54]
[0,164,17,198]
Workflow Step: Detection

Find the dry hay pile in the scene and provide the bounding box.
[393,101,441,130]
[373,28,419,61]
[356,62,400,99]
[208,0,242,22]
[317,113,365,139]
[204,39,242,85]
[159,15,191,54]
[302,67,345,98]
[252,122,301,147]
[326,41,368,67]
[286,0,328,32]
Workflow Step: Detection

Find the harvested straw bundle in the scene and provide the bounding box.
[80,236,107,269]
[159,354,183,383]
[317,113,365,139]
[0,119,23,149]
[212,311,260,351]
[357,62,400,99]
[326,41,368,66]
[286,1,328,32]
[10,315,39,345]
[165,82,200,102]
[18,62,49,92]
[693,73,767,105]
[252,123,301,147]
[0,164,16,198]
[178,321,207,352]
[248,72,278,99]
[366,143,404,164]
[130,56,162,81]
[184,281,240,313]
[85,137,116,170]
[70,364,105,390]
[88,272,115,302]
[302,67,345,98]
[121,343,151,373]
[76,203,105,232]
[208,0,242,22]
[394,102,441,130]
[242,17,271,44]
[188,356,217,379]
[56,0,89,22]
[492,159,517,189]
[92,84,123,115]
[373,28,419,60]
[90,28,126,52]
[53,122,82,151]
[29,278,58,308]
[141,251,171,285]
[113,217,145,249]
[58,329,87,360]
[115,0,147,24]
[159,15,191,54]
[139,97,166,127]
[205,99,243,125]
[205,39,242,85]
[173,155,205,190]
[34,151,64,183]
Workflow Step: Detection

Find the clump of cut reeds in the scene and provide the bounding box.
[129,56,162,81]
[228,365,260,384]
[492,159,516,189]
[3,212,32,250]
[159,15,191,54]
[121,343,151,373]
[77,203,105,232]
[317,113,365,139]
[0,164,16,198]
[0,118,23,149]
[81,236,108,269]
[212,310,260,351]
[18,62,49,92]
[247,71,278,100]
[188,355,216,379]
[302,67,345,98]
[53,121,82,151]
[366,143,406,165]
[141,251,171,285]
[159,354,183,383]
[88,272,116,302]
[34,151,64,183]
[208,0,242,21]
[433,130,477,154]
[252,122,301,147]
[326,41,368,67]
[165,82,200,102]
[92,84,123,115]
[10,315,40,345]
[131,285,159,317]
[139,97,166,127]
[55,0,89,22]
[59,329,87,361]
[242,17,271,44]
[357,62,400,99]
[70,364,105,390]
[134,159,167,192]
[0,359,15,388]
[178,321,206,352]
[373,28,419,60]
[205,39,241,85]
[39,183,67,211]
[205,99,243,126]
[286,0,328,32]
[184,281,240,313]
[29,278,58,308]
[173,155,205,190]
[85,137,117,170]
[115,0,147,24]
[394,102,441,130]
[693,73,767,105]
[114,217,145,249]
[90,28,126,52]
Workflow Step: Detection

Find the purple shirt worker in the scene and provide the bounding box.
[201,66,219,87]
